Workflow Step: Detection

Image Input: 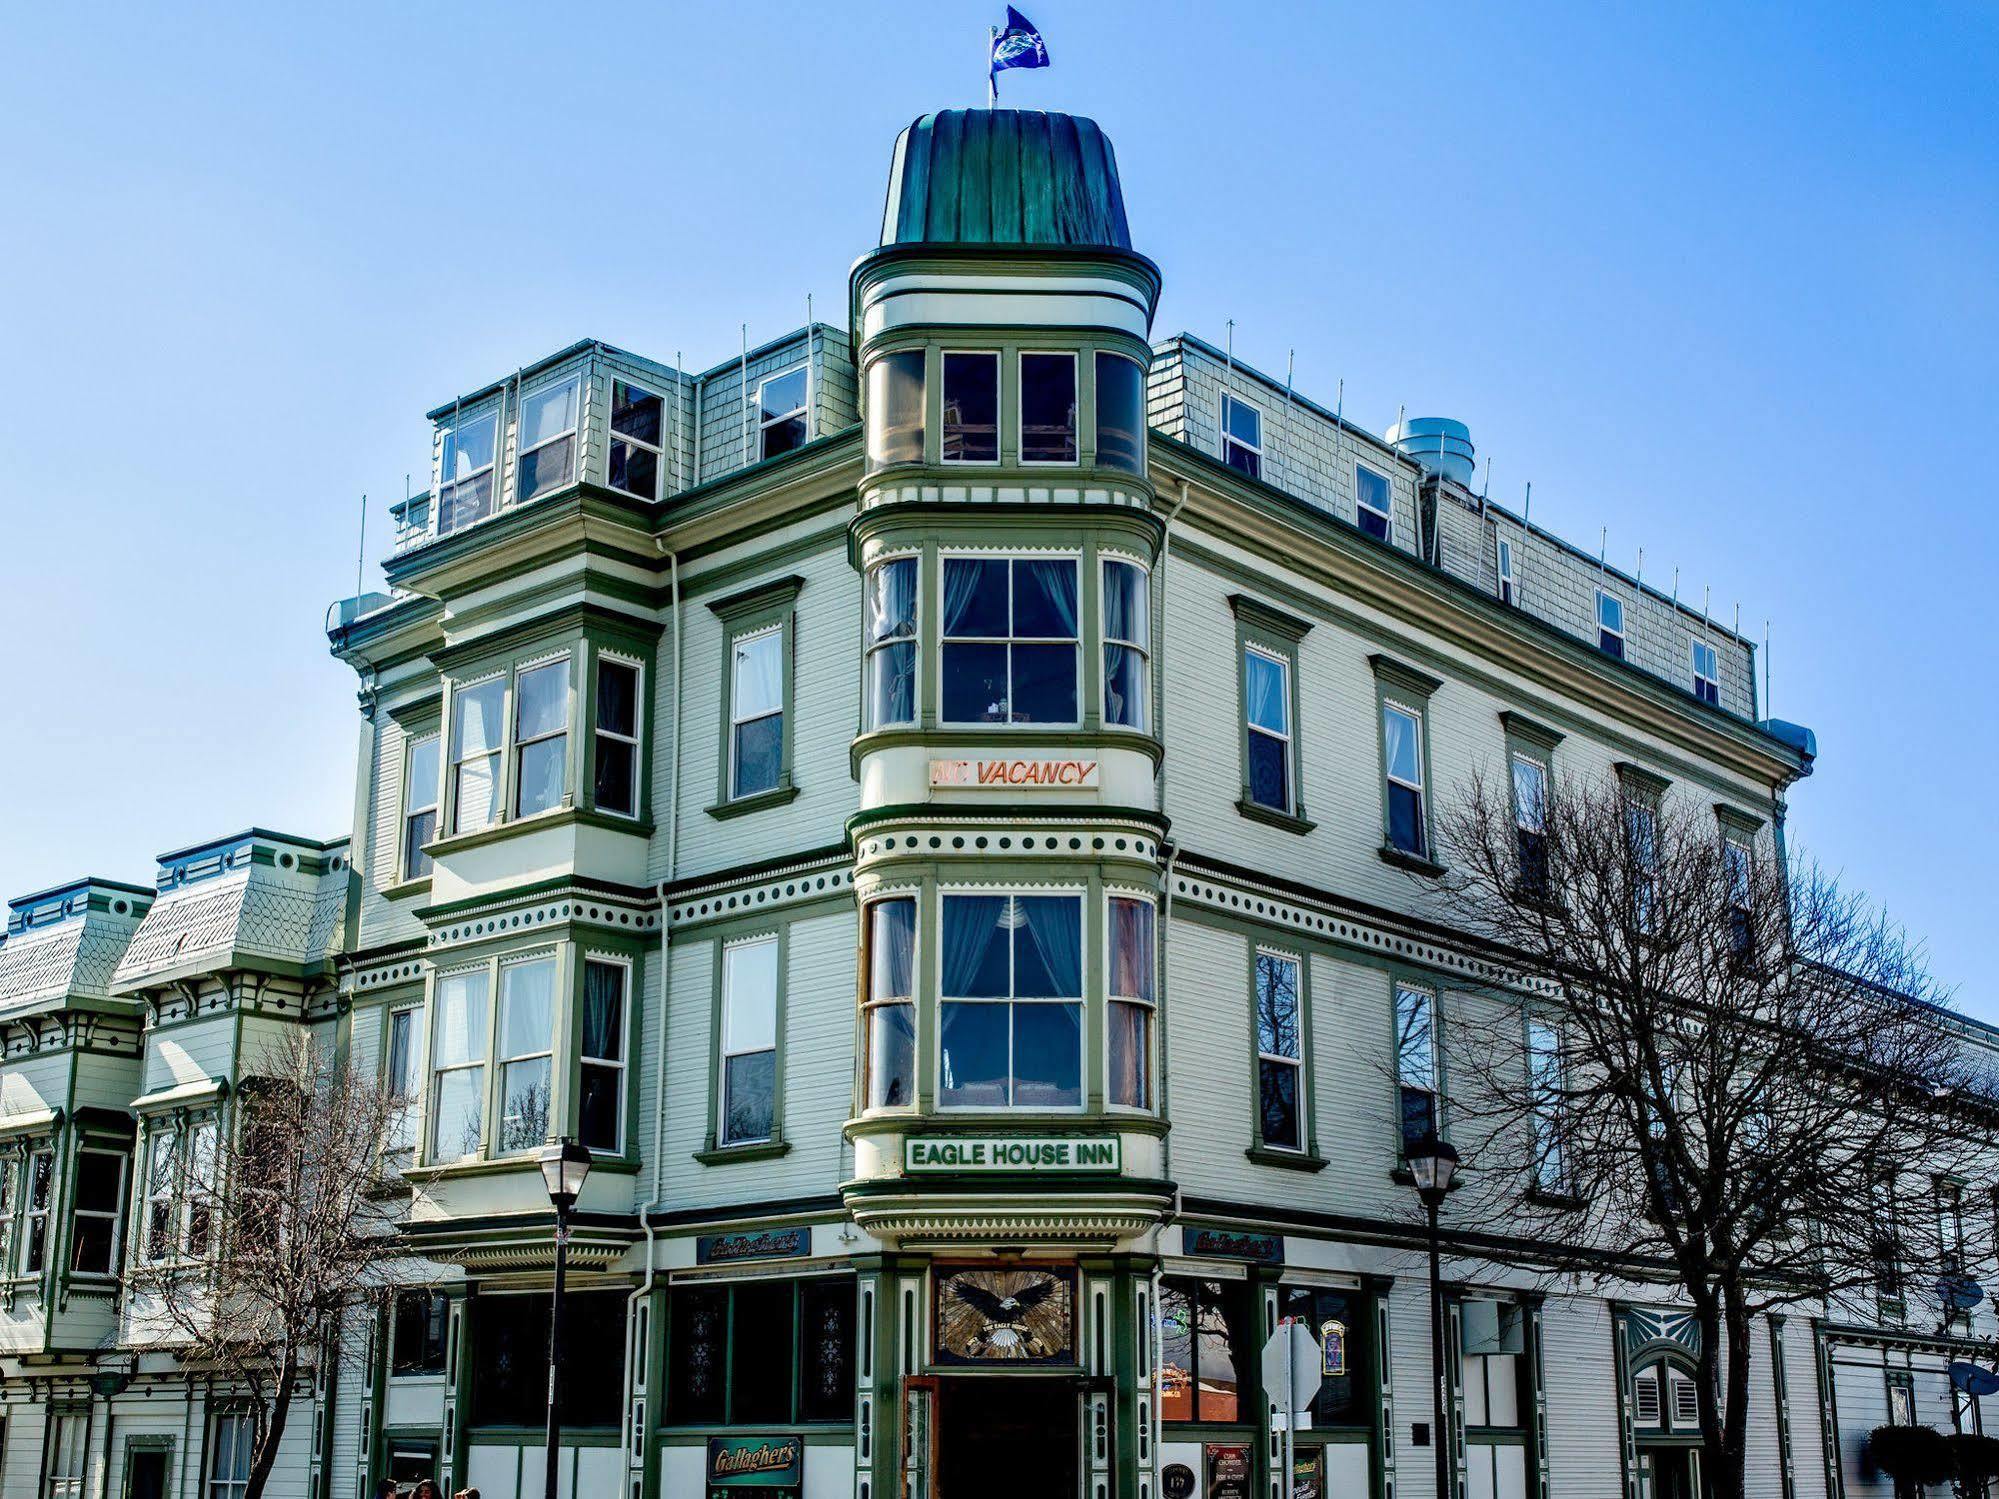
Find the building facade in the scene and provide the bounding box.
[0,108,1991,1499]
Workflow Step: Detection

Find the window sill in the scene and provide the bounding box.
[381,876,433,902]
[424,806,648,860]
[1378,846,1447,879]
[1235,799,1317,836]
[705,784,800,821]
[1246,1145,1328,1173]
[694,1139,792,1166]
[1524,1187,1585,1211]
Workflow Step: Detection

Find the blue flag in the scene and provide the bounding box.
[989,7,1049,102]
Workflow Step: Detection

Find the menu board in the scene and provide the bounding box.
[1206,1443,1253,1499]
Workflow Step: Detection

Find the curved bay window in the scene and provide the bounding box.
[1095,351,1146,474]
[941,556,1079,726]
[865,898,917,1109]
[1101,559,1150,731]
[1107,896,1155,1110]
[867,351,926,468]
[865,557,918,728]
[939,892,1083,1110]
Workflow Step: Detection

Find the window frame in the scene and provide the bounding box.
[1017,350,1079,466]
[1093,349,1147,475]
[1690,638,1721,706]
[427,962,493,1166]
[590,650,644,820]
[1596,589,1626,659]
[445,671,508,838]
[21,1147,53,1276]
[1525,1014,1570,1196]
[938,551,1083,731]
[509,653,574,821]
[400,730,441,882]
[1105,892,1157,1114]
[493,952,559,1157]
[435,404,500,537]
[514,373,582,506]
[1219,391,1263,479]
[728,626,785,801]
[0,1154,16,1274]
[1393,980,1443,1162]
[757,366,810,462]
[42,1408,89,1499]
[1371,655,1443,868]
[936,886,1088,1114]
[205,1409,255,1499]
[1250,945,1310,1157]
[67,1146,126,1279]
[708,576,803,815]
[862,896,919,1115]
[607,377,667,501]
[864,554,920,731]
[1354,462,1394,542]
[663,1274,857,1428]
[1100,556,1151,734]
[940,349,1002,466]
[1231,595,1314,832]
[1496,534,1516,605]
[578,955,633,1157]
[1242,646,1295,813]
[712,932,785,1152]
[384,1004,422,1156]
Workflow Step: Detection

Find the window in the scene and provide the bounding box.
[593,657,641,818]
[1691,638,1720,706]
[143,1133,177,1261]
[1395,984,1439,1155]
[392,1289,450,1376]
[1496,535,1516,605]
[1527,1018,1568,1193]
[939,893,1083,1109]
[43,1412,87,1499]
[1381,702,1428,858]
[21,1149,51,1274]
[865,899,916,1110]
[1108,897,1155,1110]
[437,409,498,534]
[184,1119,217,1254]
[430,968,490,1163]
[1355,463,1393,541]
[512,657,570,818]
[941,556,1079,725]
[1019,352,1077,463]
[1277,1285,1371,1426]
[0,1158,14,1269]
[1723,836,1754,960]
[69,1149,124,1276]
[1101,560,1150,731]
[1938,1181,1967,1277]
[666,1278,854,1427]
[608,379,665,499]
[729,629,785,798]
[401,734,440,880]
[579,959,629,1153]
[866,351,925,467]
[1871,1173,1904,1314]
[720,937,779,1145]
[1220,393,1262,479]
[1886,1371,1916,1427]
[496,956,555,1154]
[1255,950,1303,1150]
[942,352,1000,463]
[1095,352,1145,473]
[1242,646,1293,812]
[1511,753,1548,896]
[1625,792,1660,933]
[207,1412,253,1499]
[865,557,918,729]
[1596,590,1625,659]
[758,368,809,460]
[473,1289,628,1427]
[1159,1278,1251,1424]
[517,377,580,503]
[385,1007,419,1154]
[448,678,506,835]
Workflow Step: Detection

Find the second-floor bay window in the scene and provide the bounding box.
[1101,560,1150,731]
[512,658,570,819]
[22,1148,52,1274]
[143,1134,177,1261]
[579,959,629,1153]
[431,968,490,1163]
[592,656,641,818]
[865,558,918,729]
[516,377,579,502]
[720,937,779,1145]
[941,557,1078,725]
[940,893,1082,1110]
[0,1158,14,1268]
[866,899,916,1110]
[449,678,505,835]
[1108,896,1155,1110]
[402,734,439,880]
[438,409,497,535]
[69,1149,125,1276]
[496,956,555,1154]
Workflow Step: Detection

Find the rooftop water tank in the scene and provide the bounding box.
[1385,417,1475,486]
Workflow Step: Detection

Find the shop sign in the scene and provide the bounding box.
[1319,1320,1347,1378]
[1206,1443,1253,1499]
[1161,1463,1196,1499]
[1184,1227,1284,1264]
[929,758,1100,789]
[695,1227,811,1265]
[934,1264,1077,1364]
[706,1434,802,1488]
[906,1135,1120,1173]
[1291,1447,1325,1499]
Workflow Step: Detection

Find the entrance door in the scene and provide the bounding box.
[936,1378,1078,1499]
[126,1450,169,1499]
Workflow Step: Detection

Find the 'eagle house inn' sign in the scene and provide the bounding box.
[906,1135,1121,1173]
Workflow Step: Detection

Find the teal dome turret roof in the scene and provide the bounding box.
[880,110,1132,250]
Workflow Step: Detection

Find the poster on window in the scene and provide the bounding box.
[933,1264,1077,1364]
[1206,1443,1253,1499]
[1291,1447,1324,1499]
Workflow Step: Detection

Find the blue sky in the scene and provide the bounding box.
[1,3,1993,1006]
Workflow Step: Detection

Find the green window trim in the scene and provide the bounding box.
[1231,594,1315,834]
[1245,942,1324,1167]
[1389,975,1447,1168]
[1614,762,1671,801]
[1713,802,1765,837]
[438,646,584,842]
[1371,654,1444,876]
[708,575,805,817]
[700,923,791,1161]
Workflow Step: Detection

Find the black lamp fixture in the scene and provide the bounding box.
[1407,1132,1461,1207]
[538,1136,592,1499]
[1407,1131,1460,1499]
[538,1136,594,1211]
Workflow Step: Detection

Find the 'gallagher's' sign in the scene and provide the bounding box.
[929,758,1100,788]
[906,1135,1121,1173]
[706,1435,802,1487]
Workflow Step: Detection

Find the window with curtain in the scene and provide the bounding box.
[1381,702,1427,857]
[207,1411,254,1499]
[1396,984,1438,1155]
[866,558,918,729]
[1101,560,1150,731]
[517,377,579,502]
[1220,393,1262,479]
[21,1149,52,1273]
[593,657,640,817]
[437,408,497,535]
[402,733,439,880]
[69,1149,124,1275]
[1243,646,1293,812]
[759,368,809,460]
[1527,1018,1567,1193]
[449,679,505,834]
[941,557,1078,725]
[943,352,1000,463]
[608,379,664,500]
[866,350,925,468]
[866,899,916,1110]
[939,893,1082,1109]
[1159,1278,1252,1424]
[497,957,555,1153]
[1095,351,1145,474]
[43,1411,88,1499]
[1109,897,1155,1110]
[730,628,784,798]
[580,959,628,1153]
[1255,950,1303,1149]
[1355,463,1393,541]
[1019,352,1077,462]
[721,938,779,1144]
[385,1008,418,1153]
[512,658,570,818]
[1511,754,1548,896]
[430,968,490,1163]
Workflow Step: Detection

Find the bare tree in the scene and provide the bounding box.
[1432,767,1993,1499]
[126,1030,413,1499]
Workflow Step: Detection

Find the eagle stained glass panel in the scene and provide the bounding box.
[933,1265,1076,1365]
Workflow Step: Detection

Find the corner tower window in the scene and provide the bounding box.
[1095,352,1145,473]
[1108,896,1155,1110]
[939,893,1083,1109]
[866,898,916,1110]
[941,557,1078,725]
[943,352,1000,463]
[866,558,918,729]
[517,378,580,502]
[1101,560,1150,730]
[1019,352,1078,463]
[866,351,925,467]
[438,410,498,534]
[759,368,809,460]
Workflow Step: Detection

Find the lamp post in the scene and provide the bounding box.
[538,1137,593,1499]
[1408,1133,1460,1499]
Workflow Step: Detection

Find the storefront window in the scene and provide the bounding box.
[1160,1278,1252,1424]
[665,1278,855,1427]
[470,1290,626,1427]
[1277,1286,1370,1426]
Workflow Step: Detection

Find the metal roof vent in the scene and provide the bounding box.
[1385,417,1475,486]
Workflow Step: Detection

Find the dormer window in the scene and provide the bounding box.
[1597,590,1626,660]
[609,380,665,500]
[758,368,808,460]
[1355,463,1393,542]
[517,378,579,502]
[1691,638,1720,706]
[438,410,498,534]
[1496,536,1517,605]
[1220,393,1262,479]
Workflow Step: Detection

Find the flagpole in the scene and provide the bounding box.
[988,27,998,106]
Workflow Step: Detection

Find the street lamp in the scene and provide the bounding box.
[538,1137,593,1499]
[1408,1133,1460,1499]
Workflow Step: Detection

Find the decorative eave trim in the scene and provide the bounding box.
[1615,762,1673,799]
[708,573,806,624]
[1227,592,1313,642]
[132,1077,229,1116]
[1500,710,1566,753]
[1369,652,1443,700]
[0,1107,63,1139]
[1714,803,1767,836]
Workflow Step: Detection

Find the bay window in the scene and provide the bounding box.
[496,956,556,1154]
[401,733,439,879]
[942,352,1000,463]
[1255,949,1303,1150]
[22,1148,51,1274]
[185,1119,217,1254]
[1019,351,1077,463]
[866,899,917,1110]
[1095,351,1145,473]
[516,377,579,502]
[941,556,1078,725]
[729,628,785,798]
[720,937,780,1145]
[939,893,1082,1109]
[579,959,629,1153]
[437,409,497,535]
[511,657,570,818]
[592,656,641,818]
[1108,896,1155,1110]
[144,1133,177,1261]
[865,557,918,729]
[608,379,664,500]
[1395,983,1439,1155]
[448,678,505,835]
[385,1006,419,1154]
[430,968,490,1163]
[759,368,809,460]
[69,1149,125,1276]
[1101,559,1150,731]
[866,350,925,467]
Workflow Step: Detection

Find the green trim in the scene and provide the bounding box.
[712,577,802,811]
[1228,592,1313,642]
[1499,710,1564,754]
[1714,802,1766,835]
[424,804,653,861]
[1234,798,1317,836]
[705,783,801,820]
[693,1140,794,1166]
[1614,762,1672,799]
[703,924,790,1156]
[1378,846,1447,879]
[1245,1144,1327,1172]
[1233,601,1312,827]
[1367,652,1442,700]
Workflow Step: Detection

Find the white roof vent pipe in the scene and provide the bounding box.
[1385,417,1475,486]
